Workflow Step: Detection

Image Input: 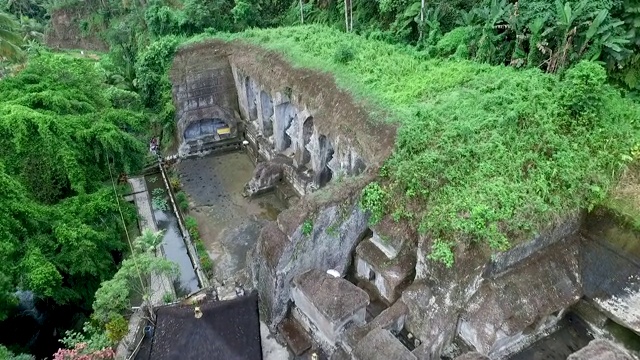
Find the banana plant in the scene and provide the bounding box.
[578,9,630,62]
[527,15,555,68]
[547,0,589,72]
[0,11,23,62]
[473,0,511,63]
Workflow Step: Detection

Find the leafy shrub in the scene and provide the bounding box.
[152,196,168,211]
[185,216,198,235]
[176,191,189,212]
[162,292,174,304]
[558,61,608,130]
[428,240,455,268]
[105,314,129,343]
[435,26,474,58]
[135,36,181,109]
[301,219,313,236]
[170,176,181,191]
[0,345,34,360]
[360,182,386,225]
[105,87,142,110]
[334,44,355,64]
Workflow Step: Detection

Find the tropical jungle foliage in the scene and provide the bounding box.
[1,0,640,357]
[0,51,147,357]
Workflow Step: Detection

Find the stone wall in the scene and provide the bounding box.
[250,190,372,329]
[232,67,366,195]
[405,215,586,359]
[170,44,240,156]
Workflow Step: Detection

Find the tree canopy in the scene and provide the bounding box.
[0,52,146,321]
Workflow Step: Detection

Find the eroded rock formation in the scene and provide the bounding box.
[168,40,640,360]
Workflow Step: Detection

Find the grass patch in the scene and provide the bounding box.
[302,219,313,236]
[183,25,640,266]
[185,215,214,279]
[176,191,189,212]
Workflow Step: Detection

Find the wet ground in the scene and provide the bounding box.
[145,175,200,297]
[176,152,287,286]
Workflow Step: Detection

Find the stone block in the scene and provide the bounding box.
[291,269,369,346]
[353,328,416,360]
[567,339,635,360]
[354,238,416,304]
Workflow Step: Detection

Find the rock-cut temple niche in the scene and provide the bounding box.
[245,77,258,122]
[316,135,334,187]
[300,117,313,167]
[183,118,232,142]
[260,90,274,137]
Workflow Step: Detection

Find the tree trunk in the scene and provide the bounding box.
[419,0,425,41]
[349,0,353,32]
[344,0,349,32]
[300,0,304,24]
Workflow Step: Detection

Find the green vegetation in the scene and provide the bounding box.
[198,25,640,265]
[151,187,169,211]
[176,191,189,212]
[302,219,314,236]
[91,230,177,327]
[0,51,146,321]
[162,292,174,304]
[0,0,639,356]
[0,12,23,61]
[0,49,148,358]
[0,345,33,360]
[185,216,214,279]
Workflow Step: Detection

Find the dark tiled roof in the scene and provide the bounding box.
[148,291,262,360]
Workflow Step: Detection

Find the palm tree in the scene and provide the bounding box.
[0,12,23,61]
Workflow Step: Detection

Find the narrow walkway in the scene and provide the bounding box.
[128,177,176,306]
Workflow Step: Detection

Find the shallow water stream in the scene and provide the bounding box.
[145,175,199,297]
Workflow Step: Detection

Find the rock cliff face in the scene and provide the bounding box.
[169,39,640,359]
[250,191,372,328]
[45,6,108,51]
[170,44,241,156]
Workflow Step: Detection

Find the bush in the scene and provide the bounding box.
[105,87,142,110]
[185,215,198,236]
[170,176,181,191]
[435,26,474,58]
[176,191,189,212]
[105,314,129,343]
[558,61,608,130]
[333,44,355,64]
[360,182,386,225]
[301,219,313,236]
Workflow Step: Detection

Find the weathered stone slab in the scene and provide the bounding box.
[581,217,640,334]
[567,339,635,360]
[454,352,490,360]
[459,237,582,356]
[278,317,312,356]
[353,328,416,360]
